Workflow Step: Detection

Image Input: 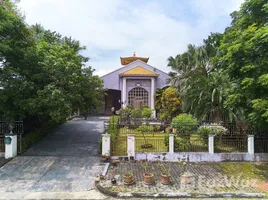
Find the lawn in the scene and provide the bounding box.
[113,127,167,155]
[112,126,247,155]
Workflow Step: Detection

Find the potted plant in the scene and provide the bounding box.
[142,160,154,185]
[180,161,192,185]
[100,152,110,162]
[123,170,134,185]
[160,163,171,185]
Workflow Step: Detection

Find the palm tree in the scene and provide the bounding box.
[168,44,236,122]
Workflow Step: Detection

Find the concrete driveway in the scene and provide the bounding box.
[0,116,108,193]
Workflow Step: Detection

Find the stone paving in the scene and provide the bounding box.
[0,116,109,193]
[0,158,10,167]
[102,161,267,194]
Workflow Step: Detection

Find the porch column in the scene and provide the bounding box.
[151,77,155,118]
[122,77,127,108]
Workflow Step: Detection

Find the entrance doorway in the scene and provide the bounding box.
[128,87,149,109]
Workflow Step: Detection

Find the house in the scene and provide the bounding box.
[100,53,170,117]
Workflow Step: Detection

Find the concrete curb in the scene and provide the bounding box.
[95,182,266,198]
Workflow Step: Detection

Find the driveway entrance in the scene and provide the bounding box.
[0,116,108,192]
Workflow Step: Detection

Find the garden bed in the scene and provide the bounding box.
[97,161,268,198]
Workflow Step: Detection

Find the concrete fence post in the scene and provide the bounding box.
[127,134,135,158]
[5,134,17,159]
[169,134,174,153]
[248,135,254,154]
[102,133,111,156]
[208,134,214,154]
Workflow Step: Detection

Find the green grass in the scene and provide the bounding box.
[218,162,268,181]
[113,127,167,155]
[113,128,249,155]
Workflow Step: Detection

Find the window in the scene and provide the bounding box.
[128,87,148,109]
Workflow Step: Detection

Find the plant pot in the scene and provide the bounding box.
[161,174,171,185]
[143,173,154,185]
[124,174,134,185]
[100,156,110,162]
[180,173,192,185]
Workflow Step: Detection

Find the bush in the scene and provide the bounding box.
[131,108,142,118]
[99,138,102,154]
[198,126,211,143]
[198,124,228,136]
[142,107,152,118]
[198,126,212,135]
[171,114,198,136]
[21,120,58,152]
[108,116,119,153]
[210,125,228,135]
[119,106,132,124]
[164,134,190,151]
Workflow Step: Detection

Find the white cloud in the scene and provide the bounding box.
[18,0,245,76]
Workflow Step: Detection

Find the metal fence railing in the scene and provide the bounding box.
[110,119,267,155]
[174,135,208,152]
[255,135,268,153]
[135,136,167,153]
[214,135,248,153]
[0,135,4,152]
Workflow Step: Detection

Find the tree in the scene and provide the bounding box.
[0,1,104,125]
[157,87,181,121]
[218,0,268,127]
[167,36,235,122]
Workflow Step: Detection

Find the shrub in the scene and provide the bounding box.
[108,116,119,152]
[164,134,189,151]
[119,106,132,124]
[211,125,228,135]
[171,114,198,136]
[142,107,152,118]
[198,126,212,135]
[21,120,58,152]
[198,124,228,136]
[131,108,142,118]
[99,138,102,154]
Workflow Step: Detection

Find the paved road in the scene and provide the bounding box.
[0,116,109,193]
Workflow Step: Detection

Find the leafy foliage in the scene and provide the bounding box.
[0,1,104,126]
[108,116,119,153]
[156,87,181,121]
[218,0,268,127]
[141,107,152,118]
[168,0,268,130]
[171,114,198,136]
[130,108,142,118]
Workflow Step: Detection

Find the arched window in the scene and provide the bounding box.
[128,87,149,109]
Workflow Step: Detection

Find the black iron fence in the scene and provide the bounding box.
[255,135,268,153]
[109,121,268,154]
[173,135,208,152]
[0,135,4,152]
[214,135,248,153]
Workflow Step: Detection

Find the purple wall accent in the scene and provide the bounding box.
[101,59,170,108]
[101,60,170,90]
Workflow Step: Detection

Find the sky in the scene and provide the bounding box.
[18,0,245,76]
